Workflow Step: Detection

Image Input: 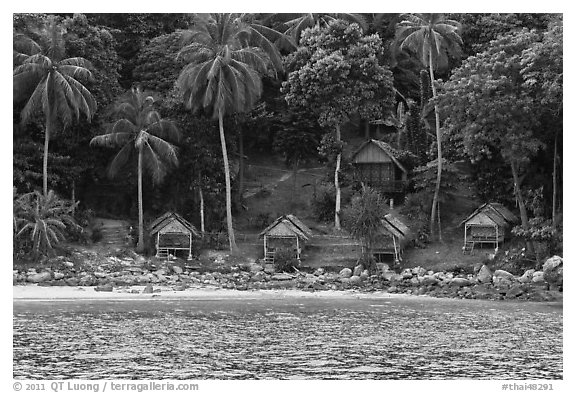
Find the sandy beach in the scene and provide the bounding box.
[13,284,415,301]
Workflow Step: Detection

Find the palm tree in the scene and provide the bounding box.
[396,13,462,241]
[13,16,97,196]
[14,190,79,260]
[90,87,180,252]
[176,13,282,254]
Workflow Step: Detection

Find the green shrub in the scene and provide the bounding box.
[273,247,299,272]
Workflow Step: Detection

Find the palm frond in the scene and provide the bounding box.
[107,142,135,179]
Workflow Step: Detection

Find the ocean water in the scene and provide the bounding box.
[13,295,562,379]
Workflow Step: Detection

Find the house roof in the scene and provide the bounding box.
[259,215,313,241]
[460,203,519,227]
[148,212,201,237]
[351,139,408,173]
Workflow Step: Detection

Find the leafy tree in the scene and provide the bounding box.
[280,13,368,44]
[133,32,185,94]
[439,29,547,249]
[14,190,79,260]
[176,13,283,253]
[13,15,97,196]
[396,13,463,241]
[342,186,389,271]
[283,20,395,230]
[90,87,180,252]
[87,13,192,88]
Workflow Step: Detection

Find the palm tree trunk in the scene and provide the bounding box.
[43,119,51,196]
[136,148,145,252]
[237,129,245,207]
[334,123,342,230]
[552,132,558,227]
[510,160,533,253]
[199,175,205,236]
[219,110,238,253]
[428,49,442,241]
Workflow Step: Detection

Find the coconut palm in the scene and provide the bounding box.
[13,16,97,196]
[396,13,462,241]
[176,13,282,253]
[14,190,79,259]
[90,87,180,252]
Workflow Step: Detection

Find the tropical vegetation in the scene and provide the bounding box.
[12,13,562,264]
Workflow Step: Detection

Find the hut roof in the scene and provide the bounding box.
[351,139,408,174]
[373,214,411,249]
[259,215,313,241]
[148,212,201,237]
[460,203,519,227]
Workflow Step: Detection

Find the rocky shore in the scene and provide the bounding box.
[13,252,563,302]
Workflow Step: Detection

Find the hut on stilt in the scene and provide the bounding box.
[460,203,518,254]
[370,214,412,263]
[259,215,313,263]
[148,212,201,260]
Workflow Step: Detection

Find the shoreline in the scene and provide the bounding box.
[12,285,562,305]
[12,284,412,301]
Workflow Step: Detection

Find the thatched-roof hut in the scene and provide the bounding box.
[371,213,412,262]
[259,215,313,263]
[351,139,408,194]
[148,212,201,260]
[460,203,518,253]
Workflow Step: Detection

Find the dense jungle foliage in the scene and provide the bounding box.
[13,13,562,259]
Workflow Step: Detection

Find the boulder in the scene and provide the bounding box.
[377,263,391,273]
[349,276,362,286]
[381,271,396,281]
[400,269,413,279]
[420,275,439,286]
[543,256,563,286]
[532,271,545,283]
[251,271,267,282]
[412,266,427,276]
[272,273,293,281]
[360,270,370,281]
[518,269,535,284]
[353,265,364,277]
[477,265,492,284]
[172,266,183,275]
[142,284,154,294]
[493,269,515,287]
[339,268,353,279]
[450,277,472,287]
[27,272,52,283]
[314,268,325,276]
[53,272,65,280]
[94,271,108,279]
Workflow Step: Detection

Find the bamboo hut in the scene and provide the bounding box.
[460,203,518,254]
[148,212,201,260]
[351,139,408,194]
[259,215,313,263]
[371,213,412,262]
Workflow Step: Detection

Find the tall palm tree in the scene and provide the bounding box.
[90,87,180,252]
[396,13,462,241]
[176,13,282,254]
[13,16,97,196]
